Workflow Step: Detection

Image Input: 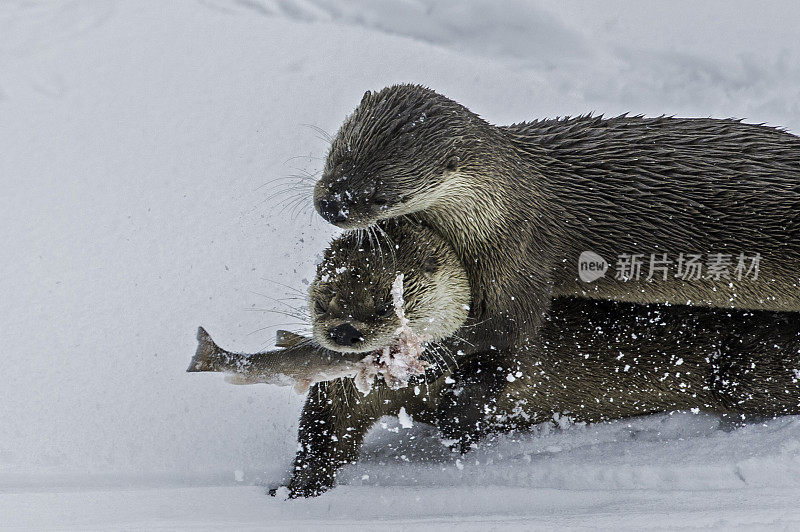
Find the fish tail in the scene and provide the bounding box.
[187,326,223,372]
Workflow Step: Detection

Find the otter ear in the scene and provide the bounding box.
[444,155,460,172]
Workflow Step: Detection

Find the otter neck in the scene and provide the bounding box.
[412,137,558,349]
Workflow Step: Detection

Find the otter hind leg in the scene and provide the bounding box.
[716,315,800,419]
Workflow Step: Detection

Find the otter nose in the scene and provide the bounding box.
[316,196,349,224]
[329,323,364,346]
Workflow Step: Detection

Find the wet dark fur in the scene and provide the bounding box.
[284,86,800,497]
[279,299,800,498]
[315,85,800,354]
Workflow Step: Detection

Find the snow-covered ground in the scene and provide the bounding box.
[3,0,800,528]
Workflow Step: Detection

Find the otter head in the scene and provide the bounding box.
[308,222,470,353]
[313,84,495,229]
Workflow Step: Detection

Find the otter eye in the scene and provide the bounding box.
[421,256,439,273]
[314,299,329,315]
[445,155,459,172]
[376,301,392,317]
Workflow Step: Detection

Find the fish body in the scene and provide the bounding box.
[187,327,369,393]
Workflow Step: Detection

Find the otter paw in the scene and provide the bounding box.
[268,485,290,498]
[289,483,331,499]
[284,475,333,498]
[437,380,496,448]
[436,358,507,448]
[268,480,330,499]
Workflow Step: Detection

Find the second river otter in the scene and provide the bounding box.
[194,220,800,497]
[313,84,800,354]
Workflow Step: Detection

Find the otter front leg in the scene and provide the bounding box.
[276,379,430,498]
[436,351,518,452]
[272,380,377,498]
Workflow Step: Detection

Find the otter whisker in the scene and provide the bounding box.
[374,226,390,266]
[285,174,317,186]
[282,184,315,199]
[365,227,377,260]
[429,343,458,372]
[258,188,308,205]
[254,175,308,192]
[366,226,375,256]
[262,278,308,297]
[277,194,309,216]
[301,123,334,144]
[260,173,315,196]
[373,224,396,265]
[423,344,448,375]
[290,167,320,180]
[274,190,306,212]
[369,226,385,264]
[287,196,313,220]
[432,357,447,378]
[247,322,309,336]
[289,195,314,221]
[243,188,304,217]
[339,377,351,408]
[449,334,475,348]
[259,184,312,207]
[420,371,430,397]
[355,228,366,249]
[266,295,307,303]
[256,186,315,212]
[255,309,308,324]
[284,174,318,189]
[438,346,461,370]
[282,154,325,165]
[244,305,305,315]
[255,326,313,351]
[249,289,306,312]
[244,309,309,323]
[459,318,492,330]
[283,325,313,336]
[292,206,312,223]
[279,192,312,211]
[432,344,458,369]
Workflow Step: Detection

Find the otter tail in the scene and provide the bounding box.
[187,326,227,372]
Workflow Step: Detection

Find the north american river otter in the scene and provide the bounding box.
[313,84,800,355]
[307,221,470,354]
[311,85,800,454]
[193,220,800,498]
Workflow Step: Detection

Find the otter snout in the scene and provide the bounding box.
[314,177,382,227]
[328,323,364,347]
[316,196,350,225]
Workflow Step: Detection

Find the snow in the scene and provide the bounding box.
[3,0,800,528]
[351,273,432,394]
[397,407,413,429]
[372,273,430,390]
[6,414,800,529]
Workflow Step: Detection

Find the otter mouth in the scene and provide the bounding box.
[317,334,394,353]
[316,201,395,229]
[371,194,390,206]
[313,320,394,353]
[314,184,412,228]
